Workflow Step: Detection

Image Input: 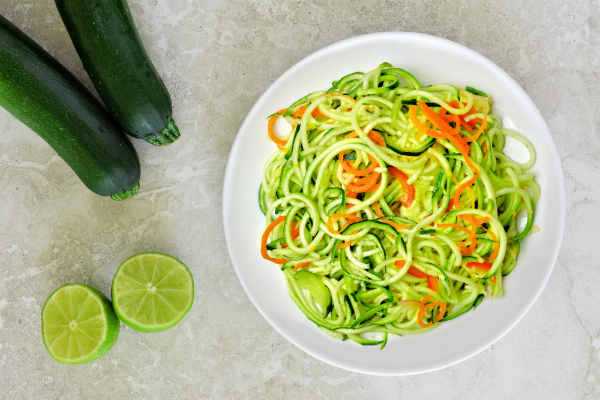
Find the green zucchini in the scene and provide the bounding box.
[465,86,488,97]
[400,100,440,107]
[0,14,140,199]
[384,133,435,156]
[54,0,179,146]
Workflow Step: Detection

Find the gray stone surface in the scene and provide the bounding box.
[0,0,597,398]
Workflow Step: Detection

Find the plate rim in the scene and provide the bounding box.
[223,31,566,375]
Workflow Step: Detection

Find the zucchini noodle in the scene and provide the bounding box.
[258,63,538,348]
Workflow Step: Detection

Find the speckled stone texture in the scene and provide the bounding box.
[0,0,597,398]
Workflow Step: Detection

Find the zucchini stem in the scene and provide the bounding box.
[146,119,180,146]
[111,183,140,201]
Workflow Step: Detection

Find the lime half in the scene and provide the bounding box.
[111,252,194,333]
[41,284,120,364]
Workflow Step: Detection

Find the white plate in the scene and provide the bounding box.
[222,32,565,375]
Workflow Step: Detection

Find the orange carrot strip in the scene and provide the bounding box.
[437,223,474,238]
[449,114,461,135]
[442,128,471,155]
[372,201,385,218]
[423,301,446,326]
[353,171,381,186]
[453,175,478,211]
[292,105,328,119]
[464,115,487,142]
[461,120,473,133]
[326,213,363,234]
[345,130,387,147]
[438,223,476,253]
[291,222,300,240]
[261,216,288,264]
[346,174,381,193]
[409,105,429,134]
[294,262,310,271]
[483,227,500,262]
[339,152,378,176]
[445,199,455,213]
[380,219,411,232]
[337,241,353,249]
[464,215,478,254]
[418,102,455,133]
[365,182,382,193]
[417,294,446,328]
[268,109,289,146]
[366,130,387,147]
[417,295,434,328]
[473,216,490,227]
[423,129,446,139]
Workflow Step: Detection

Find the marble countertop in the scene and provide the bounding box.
[0,0,597,398]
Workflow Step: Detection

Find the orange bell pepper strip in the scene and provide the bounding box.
[395,261,438,291]
[408,266,427,279]
[395,260,426,278]
[427,275,440,292]
[261,216,289,264]
[466,261,492,274]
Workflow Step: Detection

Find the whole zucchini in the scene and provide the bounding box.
[0,14,140,200]
[55,0,180,146]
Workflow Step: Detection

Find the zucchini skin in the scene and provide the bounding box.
[54,0,180,146]
[0,14,140,198]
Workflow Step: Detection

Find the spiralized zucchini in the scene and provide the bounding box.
[259,63,538,348]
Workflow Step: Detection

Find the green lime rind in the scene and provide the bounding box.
[41,283,120,364]
[111,252,194,333]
